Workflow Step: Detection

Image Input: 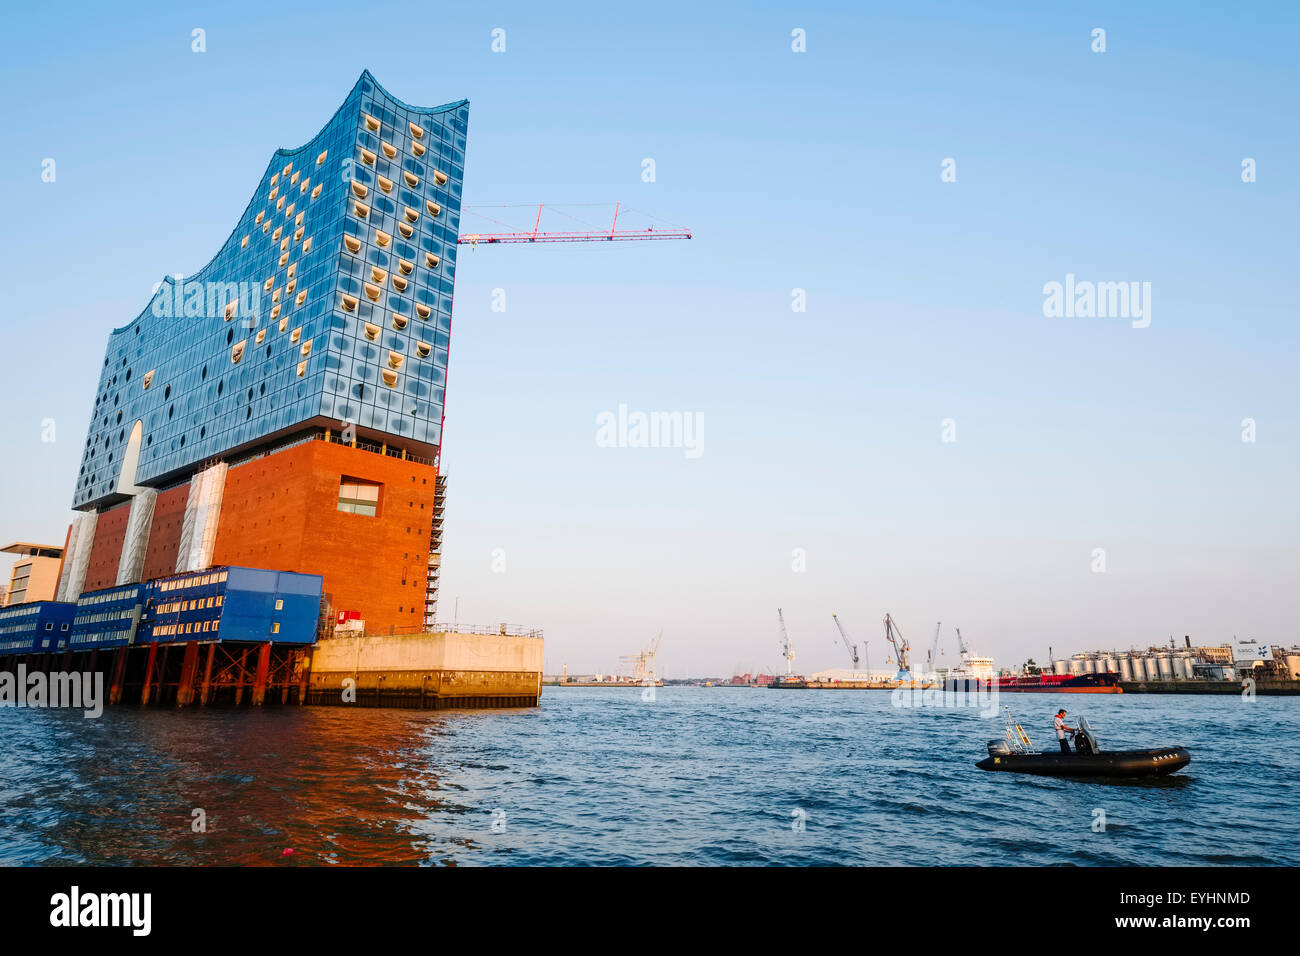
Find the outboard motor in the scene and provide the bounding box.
[1075,717,1100,755]
[987,739,1012,757]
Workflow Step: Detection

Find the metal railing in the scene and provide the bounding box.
[327,622,543,640]
[314,431,438,468]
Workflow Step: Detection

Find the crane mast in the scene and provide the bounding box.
[884,613,912,680]
[955,627,971,664]
[777,609,795,676]
[926,621,942,675]
[459,202,691,245]
[831,614,859,670]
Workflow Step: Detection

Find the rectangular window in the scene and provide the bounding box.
[275,599,284,611]
[272,622,281,634]
[338,477,381,516]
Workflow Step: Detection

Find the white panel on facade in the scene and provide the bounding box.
[116,488,158,585]
[56,510,98,602]
[176,463,229,573]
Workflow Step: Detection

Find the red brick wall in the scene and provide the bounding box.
[213,441,436,633]
[83,501,131,591]
[142,482,191,581]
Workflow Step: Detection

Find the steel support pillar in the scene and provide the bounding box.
[176,641,200,707]
[251,642,272,706]
[233,648,249,705]
[109,646,129,705]
[200,643,216,705]
[140,643,159,706]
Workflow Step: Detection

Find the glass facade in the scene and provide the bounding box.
[74,72,467,509]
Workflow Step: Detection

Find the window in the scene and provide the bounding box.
[338,478,381,516]
[272,622,281,634]
[275,599,284,611]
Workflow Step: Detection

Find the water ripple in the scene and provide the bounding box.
[0,689,1296,865]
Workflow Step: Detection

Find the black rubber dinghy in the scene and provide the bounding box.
[976,746,1190,777]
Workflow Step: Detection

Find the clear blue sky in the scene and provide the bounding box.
[2,1,1297,675]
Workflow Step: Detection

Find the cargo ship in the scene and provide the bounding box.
[995,671,1122,694]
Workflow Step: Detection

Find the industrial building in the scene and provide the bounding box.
[1055,638,1300,686]
[2,72,544,709]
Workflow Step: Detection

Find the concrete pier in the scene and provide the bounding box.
[305,629,544,709]
[1120,679,1300,696]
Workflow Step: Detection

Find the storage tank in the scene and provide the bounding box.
[1054,660,1069,675]
[1102,655,1117,674]
[1070,657,1085,676]
[1083,657,1096,675]
[1118,656,1134,681]
[1157,655,1174,680]
[1141,656,1159,681]
[1174,656,1192,680]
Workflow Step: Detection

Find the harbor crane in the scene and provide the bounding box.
[884,613,912,681]
[777,609,796,676]
[955,627,972,666]
[926,621,943,675]
[831,614,859,670]
[620,630,663,684]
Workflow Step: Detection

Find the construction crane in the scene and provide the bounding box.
[831,614,859,670]
[926,621,942,675]
[620,630,663,684]
[777,609,795,676]
[884,613,912,681]
[459,202,691,245]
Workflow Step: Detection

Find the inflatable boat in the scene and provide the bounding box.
[975,713,1190,778]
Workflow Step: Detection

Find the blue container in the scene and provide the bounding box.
[139,566,322,645]
[0,602,78,656]
[69,583,146,650]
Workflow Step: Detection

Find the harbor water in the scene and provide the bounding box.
[1,687,1296,866]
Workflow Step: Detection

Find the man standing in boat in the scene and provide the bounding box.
[1054,709,1076,753]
